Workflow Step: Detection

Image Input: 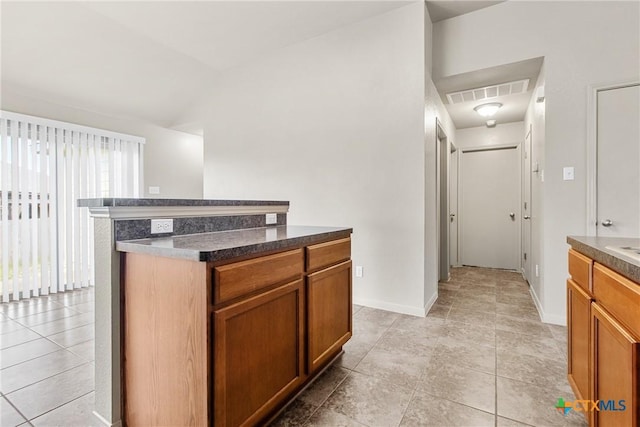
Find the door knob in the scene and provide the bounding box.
[524,215,531,220]
[509,212,515,220]
[449,213,455,223]
[601,219,613,227]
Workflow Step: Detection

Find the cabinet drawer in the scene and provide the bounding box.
[214,249,303,303]
[593,263,640,339]
[569,249,593,293]
[306,237,351,272]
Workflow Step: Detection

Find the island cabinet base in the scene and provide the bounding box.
[122,235,352,426]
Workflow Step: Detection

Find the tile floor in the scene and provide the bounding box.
[271,267,587,427]
[0,267,587,426]
[0,287,95,427]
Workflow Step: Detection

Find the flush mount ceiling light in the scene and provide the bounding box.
[486,120,497,128]
[474,102,502,117]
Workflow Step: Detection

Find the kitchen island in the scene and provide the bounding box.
[79,198,352,427]
[566,236,639,426]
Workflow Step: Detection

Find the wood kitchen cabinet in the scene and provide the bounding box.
[213,279,305,427]
[591,302,639,427]
[307,260,352,372]
[567,247,639,427]
[123,235,352,426]
[567,279,592,402]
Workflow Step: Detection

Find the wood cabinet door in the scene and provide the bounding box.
[591,302,639,427]
[567,279,592,403]
[213,279,305,427]
[307,260,352,373]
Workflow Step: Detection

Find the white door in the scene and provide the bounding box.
[450,148,459,267]
[460,147,520,270]
[597,84,640,237]
[522,128,532,281]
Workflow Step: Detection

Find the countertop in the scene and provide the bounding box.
[77,198,289,208]
[567,236,640,283]
[116,225,352,262]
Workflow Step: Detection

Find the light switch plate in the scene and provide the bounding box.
[563,167,575,181]
[151,219,173,234]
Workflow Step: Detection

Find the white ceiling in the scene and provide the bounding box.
[1,1,411,130]
[425,1,505,22]
[2,1,517,133]
[434,57,544,129]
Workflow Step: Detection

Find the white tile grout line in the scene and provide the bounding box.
[27,390,95,424]
[1,390,32,426]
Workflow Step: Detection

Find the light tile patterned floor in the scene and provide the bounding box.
[0,287,95,427]
[272,267,588,427]
[0,268,587,426]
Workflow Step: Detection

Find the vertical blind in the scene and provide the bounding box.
[0,111,145,302]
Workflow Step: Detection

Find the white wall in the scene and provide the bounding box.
[1,88,204,198]
[455,121,524,150]
[424,3,457,310]
[203,2,448,316]
[434,1,640,324]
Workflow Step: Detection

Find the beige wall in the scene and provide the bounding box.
[1,89,204,199]
[203,3,453,315]
[434,1,640,323]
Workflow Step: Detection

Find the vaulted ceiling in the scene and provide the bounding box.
[1,1,504,133]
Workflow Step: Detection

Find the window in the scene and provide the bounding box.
[0,111,144,301]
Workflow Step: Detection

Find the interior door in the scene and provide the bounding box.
[597,84,640,236]
[460,146,520,270]
[522,128,532,281]
[437,123,450,281]
[449,147,459,267]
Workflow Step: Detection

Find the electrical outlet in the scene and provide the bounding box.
[355,266,363,278]
[535,264,539,277]
[148,186,160,195]
[151,219,173,234]
[265,213,278,225]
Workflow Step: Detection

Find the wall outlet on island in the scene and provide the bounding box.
[265,213,278,225]
[151,219,173,234]
[355,266,363,278]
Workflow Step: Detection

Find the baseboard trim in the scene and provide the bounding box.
[93,411,122,427]
[529,287,566,326]
[353,297,426,317]
[423,290,438,317]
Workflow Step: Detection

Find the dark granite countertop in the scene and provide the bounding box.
[116,225,352,262]
[78,198,289,208]
[567,236,640,283]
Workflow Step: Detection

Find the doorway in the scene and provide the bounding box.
[460,145,520,270]
[522,126,532,282]
[436,121,452,282]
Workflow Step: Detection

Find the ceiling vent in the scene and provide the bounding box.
[446,79,530,105]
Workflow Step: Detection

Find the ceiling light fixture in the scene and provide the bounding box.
[474,102,502,117]
[486,120,497,128]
